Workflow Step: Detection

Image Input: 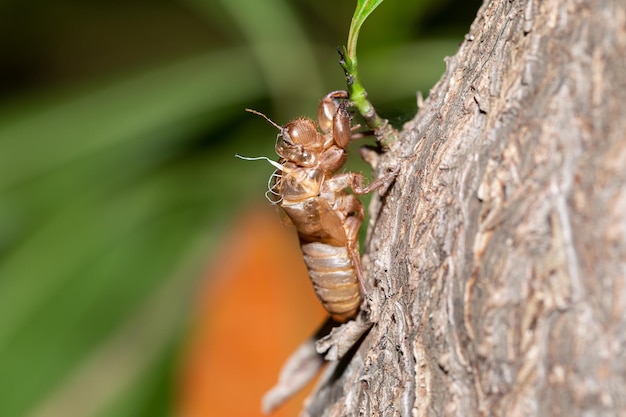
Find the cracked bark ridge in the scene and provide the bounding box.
[301,0,626,416]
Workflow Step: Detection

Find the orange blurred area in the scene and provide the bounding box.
[176,205,327,417]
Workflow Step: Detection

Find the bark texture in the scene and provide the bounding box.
[303,0,626,415]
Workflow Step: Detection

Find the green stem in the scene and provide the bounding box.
[339,47,397,147]
[341,0,397,146]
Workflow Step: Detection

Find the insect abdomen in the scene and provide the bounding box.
[301,241,361,322]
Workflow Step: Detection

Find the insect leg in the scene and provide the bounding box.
[347,238,368,297]
[331,101,352,148]
[333,193,370,300]
[348,165,400,195]
[317,90,349,134]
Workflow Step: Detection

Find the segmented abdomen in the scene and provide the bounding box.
[300,241,361,322]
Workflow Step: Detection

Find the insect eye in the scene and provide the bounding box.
[286,119,319,145]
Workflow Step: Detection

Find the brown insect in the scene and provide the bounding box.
[243,90,397,322]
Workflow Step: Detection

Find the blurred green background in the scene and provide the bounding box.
[0,0,479,416]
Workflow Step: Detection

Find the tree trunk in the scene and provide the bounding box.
[303,0,626,415]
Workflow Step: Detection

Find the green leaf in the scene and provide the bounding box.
[347,0,385,59]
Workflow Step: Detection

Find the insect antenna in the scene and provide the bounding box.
[245,108,284,132]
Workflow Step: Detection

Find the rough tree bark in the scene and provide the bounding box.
[303,0,626,416]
